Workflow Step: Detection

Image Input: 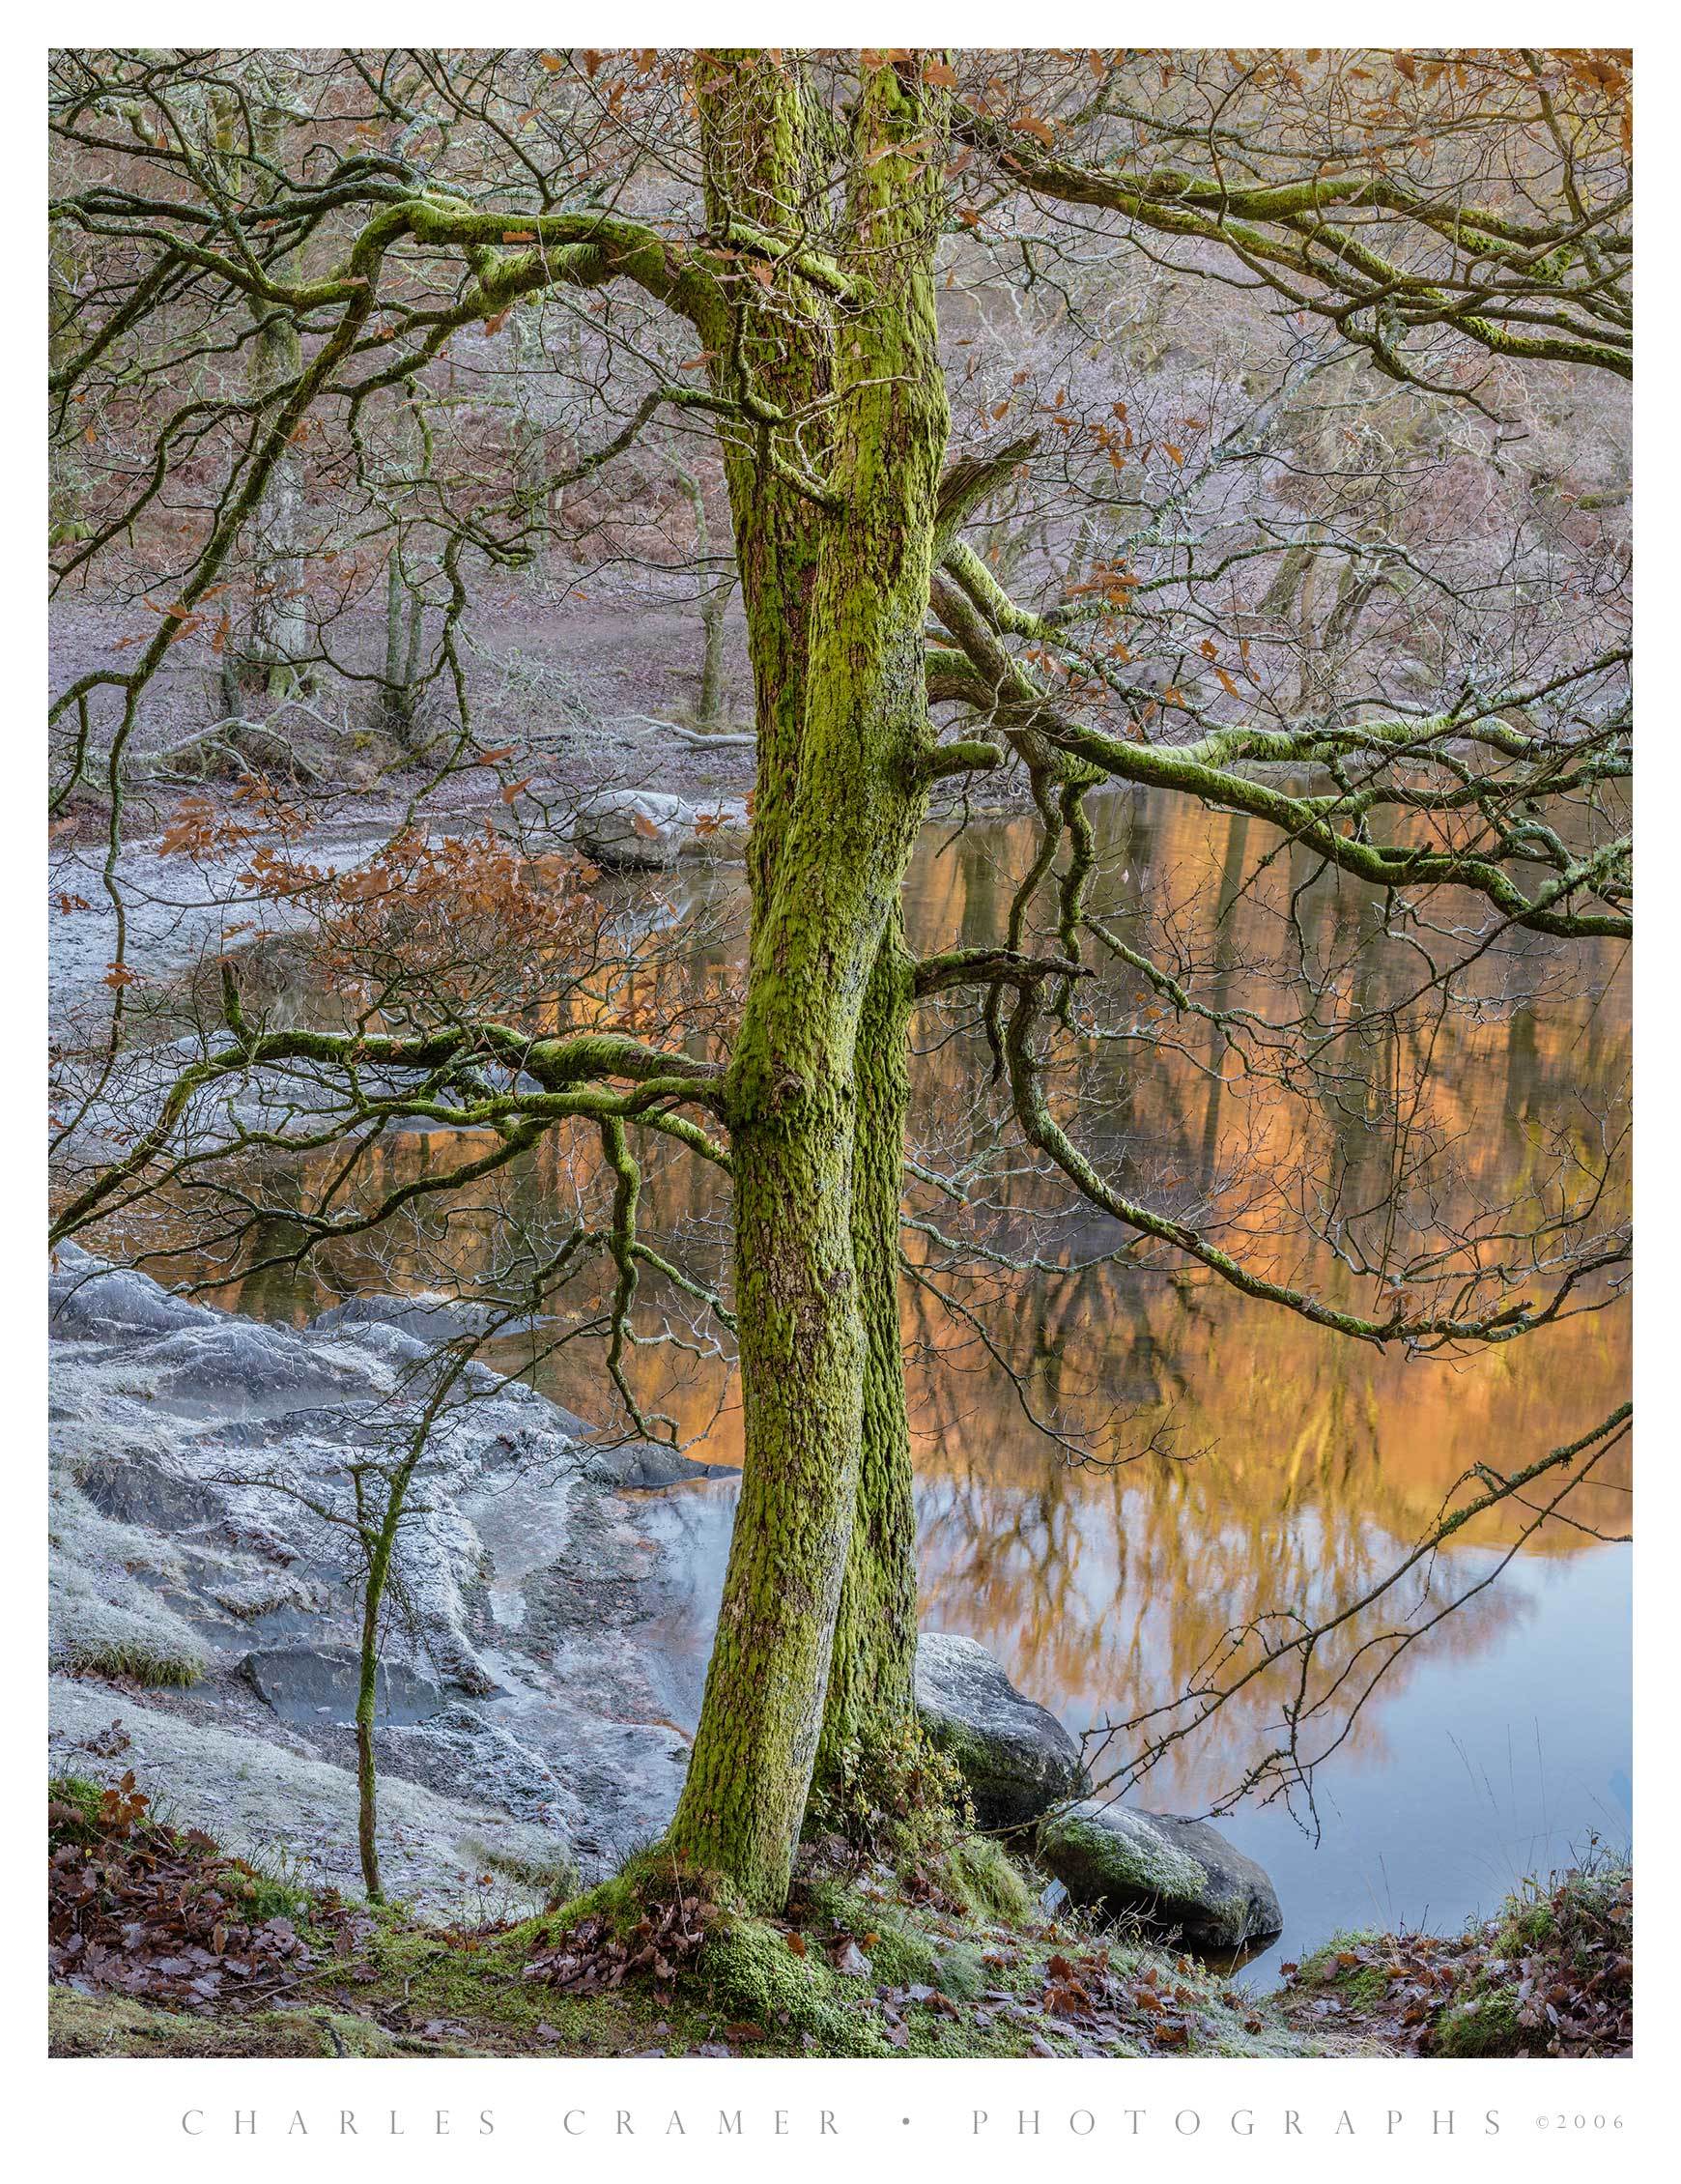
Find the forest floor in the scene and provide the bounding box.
[46,1773,1631,2061]
[48,572,1044,859]
[49,566,761,762]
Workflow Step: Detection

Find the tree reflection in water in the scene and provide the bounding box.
[127,788,1630,1826]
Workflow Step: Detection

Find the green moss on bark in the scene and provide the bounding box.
[816,916,921,1790]
[666,54,953,1914]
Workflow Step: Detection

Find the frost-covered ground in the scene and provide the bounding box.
[49,1245,734,1911]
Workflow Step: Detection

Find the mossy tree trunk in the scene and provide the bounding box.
[512,302,554,589]
[698,563,734,731]
[664,53,949,1911]
[242,303,310,700]
[354,1519,393,1905]
[374,388,428,745]
[813,911,921,1791]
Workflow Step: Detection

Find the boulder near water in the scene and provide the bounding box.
[572,790,749,871]
[912,1632,1283,1953]
[46,1247,717,1892]
[914,1630,1088,1828]
[1035,1799,1283,1952]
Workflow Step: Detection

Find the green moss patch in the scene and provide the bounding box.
[50,1989,402,2057]
[698,1917,889,2055]
[936,1833,1038,1924]
[1435,1987,1525,2058]
[1038,1805,1203,1898]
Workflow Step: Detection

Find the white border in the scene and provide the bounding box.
[10,12,1666,2173]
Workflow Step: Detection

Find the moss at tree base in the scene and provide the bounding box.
[698,1918,891,2055]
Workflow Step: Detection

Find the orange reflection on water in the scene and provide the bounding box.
[128,788,1630,1802]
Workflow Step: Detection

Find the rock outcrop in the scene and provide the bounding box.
[48,1245,729,1891]
[49,1676,576,1919]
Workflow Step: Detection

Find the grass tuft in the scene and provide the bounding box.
[59,1638,203,1687]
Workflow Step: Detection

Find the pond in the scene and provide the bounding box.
[122,785,1632,1982]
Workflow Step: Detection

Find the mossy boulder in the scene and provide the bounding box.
[914,1633,1086,1828]
[1036,1801,1282,1952]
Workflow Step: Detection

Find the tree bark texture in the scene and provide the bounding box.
[665,53,949,1908]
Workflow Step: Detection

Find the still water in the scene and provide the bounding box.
[908,795,1629,1976]
[137,787,1633,1980]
